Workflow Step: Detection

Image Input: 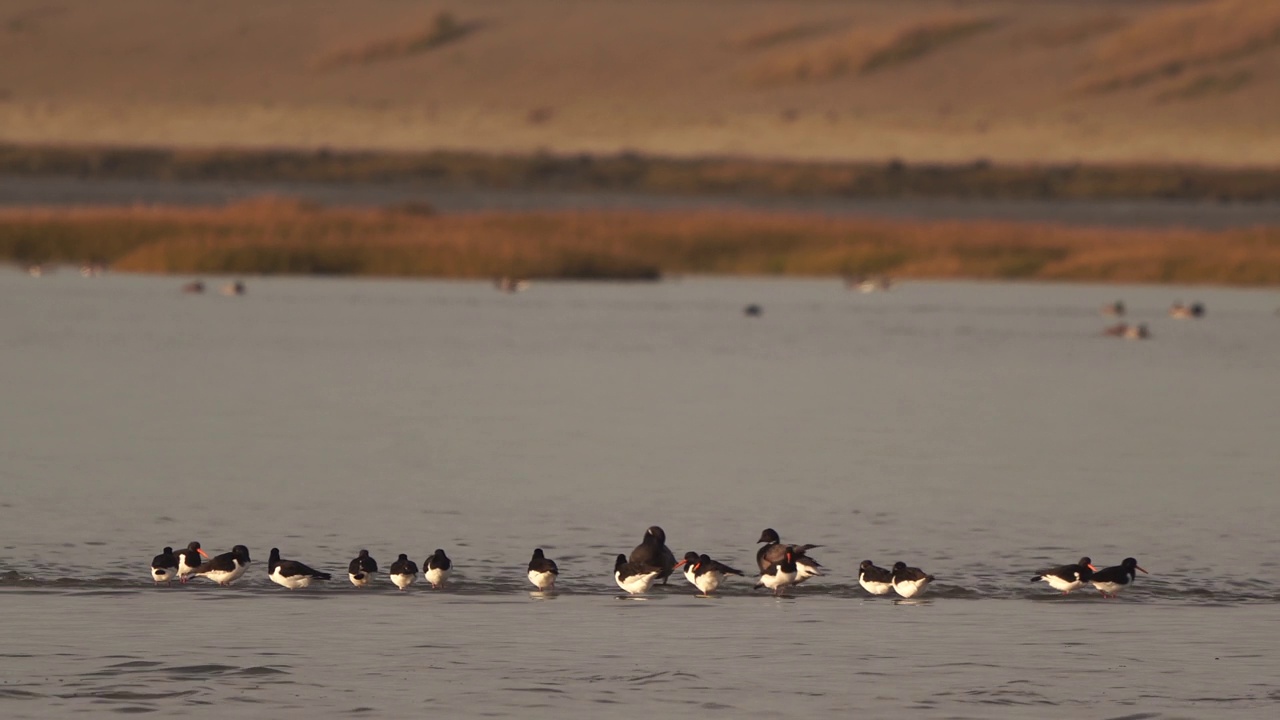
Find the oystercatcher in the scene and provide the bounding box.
[527,548,559,591]
[267,548,331,590]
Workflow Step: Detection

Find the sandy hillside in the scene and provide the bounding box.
[1,0,1279,164]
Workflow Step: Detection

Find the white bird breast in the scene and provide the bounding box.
[859,577,894,595]
[616,570,658,594]
[528,570,556,590]
[892,578,929,598]
[270,569,312,590]
[349,571,374,587]
[200,562,247,586]
[424,568,450,587]
[390,573,416,590]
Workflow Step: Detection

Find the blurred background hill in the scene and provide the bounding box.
[2,0,1279,164]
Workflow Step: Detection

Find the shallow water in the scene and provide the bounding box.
[2,271,1278,717]
[6,174,1280,228]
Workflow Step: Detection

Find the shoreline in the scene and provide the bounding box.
[4,201,1278,287]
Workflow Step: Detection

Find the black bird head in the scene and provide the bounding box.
[532,548,546,560]
[1121,557,1148,574]
[614,554,628,569]
[674,551,699,569]
[644,526,666,544]
[757,528,780,544]
[232,545,251,563]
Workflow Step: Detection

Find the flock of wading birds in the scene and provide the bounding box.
[149,526,1149,599]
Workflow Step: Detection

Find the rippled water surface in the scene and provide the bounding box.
[3,271,1278,718]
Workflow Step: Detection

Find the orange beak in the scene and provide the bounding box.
[1136,565,1148,574]
[693,563,702,572]
[673,560,687,569]
[1087,564,1098,571]
[198,549,210,558]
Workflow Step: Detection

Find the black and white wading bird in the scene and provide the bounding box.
[675,551,744,596]
[192,545,252,586]
[756,528,823,584]
[424,549,452,588]
[175,541,210,583]
[858,560,895,596]
[527,548,559,591]
[389,554,418,591]
[150,547,179,584]
[614,554,662,595]
[629,526,677,584]
[756,548,798,596]
[267,548,331,590]
[1090,557,1148,598]
[348,549,378,588]
[1030,557,1098,595]
[890,561,934,599]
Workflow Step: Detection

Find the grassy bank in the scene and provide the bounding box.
[4,200,1279,285]
[6,144,1280,202]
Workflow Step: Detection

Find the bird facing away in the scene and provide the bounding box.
[528,548,559,591]
[150,547,178,584]
[389,553,419,591]
[348,549,378,588]
[424,549,452,588]
[629,526,677,584]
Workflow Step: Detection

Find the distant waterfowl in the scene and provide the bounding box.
[389,554,419,591]
[756,528,822,584]
[494,277,531,293]
[175,541,210,583]
[1169,301,1205,319]
[1091,557,1147,598]
[629,526,677,584]
[181,280,205,294]
[674,551,744,596]
[1101,300,1126,317]
[79,263,105,278]
[858,560,895,596]
[424,549,452,588]
[755,548,798,596]
[743,303,763,317]
[25,264,43,278]
[1030,557,1097,594]
[1103,322,1149,340]
[348,550,378,588]
[614,554,661,594]
[150,547,178,584]
[890,561,934,598]
[192,545,252,586]
[844,274,894,293]
[220,280,246,296]
[267,548,331,590]
[527,548,559,591]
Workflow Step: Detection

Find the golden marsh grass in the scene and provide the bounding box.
[3,201,1279,286]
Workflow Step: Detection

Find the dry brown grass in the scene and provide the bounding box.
[4,202,1279,285]
[751,13,996,85]
[727,21,835,51]
[1077,0,1280,93]
[1016,14,1125,49]
[313,11,479,70]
